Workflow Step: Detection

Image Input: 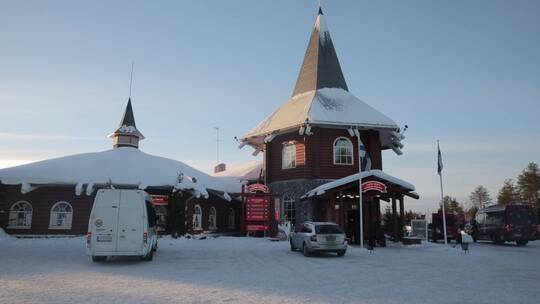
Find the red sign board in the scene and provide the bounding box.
[246,183,270,193]
[362,181,387,193]
[151,195,169,206]
[246,224,269,231]
[246,196,270,221]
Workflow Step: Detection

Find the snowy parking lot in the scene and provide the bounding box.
[1,235,539,304]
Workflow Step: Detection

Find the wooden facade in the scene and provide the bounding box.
[266,127,382,183]
[0,184,241,236]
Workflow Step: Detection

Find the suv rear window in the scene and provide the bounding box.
[315,225,344,234]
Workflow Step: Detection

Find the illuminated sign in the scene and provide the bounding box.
[246,183,269,193]
[362,181,387,193]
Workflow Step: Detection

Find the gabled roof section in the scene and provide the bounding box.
[292,7,348,97]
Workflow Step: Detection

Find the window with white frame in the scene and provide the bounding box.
[282,195,296,225]
[333,137,354,165]
[227,208,235,229]
[208,206,217,230]
[8,201,33,229]
[282,142,296,169]
[193,205,202,230]
[49,201,73,229]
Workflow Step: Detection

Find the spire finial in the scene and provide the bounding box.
[129,61,134,99]
[318,0,323,15]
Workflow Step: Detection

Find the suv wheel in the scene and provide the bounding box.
[303,243,310,257]
[337,250,346,257]
[290,239,296,251]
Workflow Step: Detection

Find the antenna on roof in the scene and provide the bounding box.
[129,61,135,99]
[214,127,221,164]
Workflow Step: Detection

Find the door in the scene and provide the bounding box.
[116,190,144,252]
[91,190,120,252]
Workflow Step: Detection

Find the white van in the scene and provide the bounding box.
[86,189,158,262]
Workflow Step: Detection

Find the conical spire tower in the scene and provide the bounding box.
[292,6,348,97]
[108,98,145,149]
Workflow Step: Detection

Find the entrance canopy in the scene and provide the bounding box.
[301,169,419,200]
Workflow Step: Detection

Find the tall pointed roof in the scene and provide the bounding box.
[242,7,401,152]
[108,98,145,148]
[119,98,137,128]
[292,6,348,97]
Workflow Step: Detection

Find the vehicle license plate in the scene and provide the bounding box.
[326,236,336,242]
[97,235,112,242]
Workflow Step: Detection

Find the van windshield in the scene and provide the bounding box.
[315,225,344,234]
[507,208,537,226]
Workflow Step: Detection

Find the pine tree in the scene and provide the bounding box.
[497,179,520,205]
[469,185,491,208]
[517,162,540,208]
[442,196,464,215]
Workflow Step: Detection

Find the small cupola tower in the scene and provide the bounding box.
[108,98,145,149]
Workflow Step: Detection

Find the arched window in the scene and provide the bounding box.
[193,205,202,230]
[282,195,296,225]
[333,137,354,165]
[227,208,235,229]
[282,142,297,169]
[8,201,33,229]
[49,201,73,229]
[209,206,217,230]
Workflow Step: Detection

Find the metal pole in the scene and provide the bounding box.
[438,142,448,247]
[358,135,364,250]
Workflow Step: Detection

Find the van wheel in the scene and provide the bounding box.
[141,250,153,261]
[92,256,106,262]
[302,243,310,257]
[516,240,528,246]
[290,240,296,251]
[337,250,346,257]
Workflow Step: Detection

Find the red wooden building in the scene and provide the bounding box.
[0,100,241,236]
[239,7,418,244]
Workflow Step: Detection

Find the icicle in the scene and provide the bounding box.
[299,126,305,136]
[353,128,360,138]
[75,181,85,196]
[391,146,403,155]
[305,124,313,136]
[20,182,37,194]
[347,128,355,137]
[85,181,95,196]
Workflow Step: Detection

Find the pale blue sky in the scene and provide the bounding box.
[1,0,539,211]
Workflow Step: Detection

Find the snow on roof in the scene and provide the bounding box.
[244,88,398,140]
[0,147,239,196]
[213,159,263,185]
[302,169,415,199]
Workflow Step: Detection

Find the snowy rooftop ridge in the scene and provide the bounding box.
[0,147,240,196]
[302,169,415,199]
[213,159,263,185]
[243,88,399,140]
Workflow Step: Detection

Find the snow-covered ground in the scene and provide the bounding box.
[1,234,539,304]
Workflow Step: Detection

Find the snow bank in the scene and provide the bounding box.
[0,228,13,241]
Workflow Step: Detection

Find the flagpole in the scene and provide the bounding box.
[358,139,364,250]
[438,140,448,247]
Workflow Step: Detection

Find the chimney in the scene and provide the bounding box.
[214,163,226,174]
